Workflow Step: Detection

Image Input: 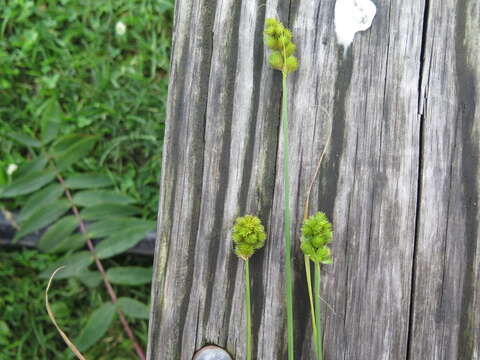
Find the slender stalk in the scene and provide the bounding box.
[304,256,320,360]
[51,164,146,360]
[302,135,331,360]
[314,262,322,360]
[245,259,252,360]
[282,72,295,360]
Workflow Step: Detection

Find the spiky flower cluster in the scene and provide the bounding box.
[232,215,267,260]
[300,212,333,264]
[264,18,298,74]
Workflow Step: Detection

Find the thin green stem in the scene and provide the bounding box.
[314,262,323,360]
[305,256,320,360]
[282,72,294,360]
[245,259,252,360]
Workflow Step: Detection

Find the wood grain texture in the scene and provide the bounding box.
[408,0,480,359]
[147,0,479,359]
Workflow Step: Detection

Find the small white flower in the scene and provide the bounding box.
[115,21,127,36]
[6,163,18,176]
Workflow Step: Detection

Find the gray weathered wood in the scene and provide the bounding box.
[408,0,480,359]
[147,0,479,359]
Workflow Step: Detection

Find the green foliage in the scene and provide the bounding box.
[107,267,153,286]
[264,18,298,74]
[300,212,333,264]
[116,298,149,319]
[0,126,155,355]
[74,302,117,352]
[38,215,80,252]
[0,170,55,197]
[0,128,156,254]
[232,215,267,260]
[0,0,174,216]
[0,249,151,359]
[64,173,113,189]
[0,0,171,356]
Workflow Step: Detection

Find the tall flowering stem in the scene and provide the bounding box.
[232,215,267,360]
[300,212,333,360]
[302,134,331,360]
[264,17,298,360]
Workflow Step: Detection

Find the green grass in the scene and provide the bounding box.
[0,0,173,218]
[0,249,152,359]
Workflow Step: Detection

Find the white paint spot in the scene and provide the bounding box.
[334,0,377,54]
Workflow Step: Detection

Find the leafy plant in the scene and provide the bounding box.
[0,0,174,217]
[298,132,332,360]
[0,126,155,358]
[264,17,298,360]
[232,215,267,360]
[0,249,151,359]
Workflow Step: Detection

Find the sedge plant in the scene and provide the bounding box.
[264,17,298,360]
[300,212,333,360]
[232,215,267,360]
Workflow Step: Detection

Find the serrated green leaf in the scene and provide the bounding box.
[53,233,88,253]
[39,251,93,279]
[87,218,155,238]
[50,134,84,153]
[1,170,55,198]
[107,266,152,285]
[95,221,155,259]
[80,203,141,220]
[38,216,79,252]
[64,173,113,189]
[41,121,61,145]
[53,136,97,170]
[13,156,48,180]
[41,99,62,143]
[74,302,116,352]
[73,190,136,207]
[116,298,149,319]
[76,270,102,288]
[17,183,64,223]
[15,200,70,240]
[7,132,41,147]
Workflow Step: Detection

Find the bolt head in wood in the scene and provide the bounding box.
[192,345,232,360]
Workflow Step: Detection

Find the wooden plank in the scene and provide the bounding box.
[408,0,480,358]
[145,0,440,358]
[290,0,424,358]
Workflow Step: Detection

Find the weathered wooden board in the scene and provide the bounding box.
[147,0,479,359]
[408,0,480,359]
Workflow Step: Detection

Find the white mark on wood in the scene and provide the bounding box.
[334,0,377,53]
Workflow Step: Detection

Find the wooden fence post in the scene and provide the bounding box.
[147,0,479,359]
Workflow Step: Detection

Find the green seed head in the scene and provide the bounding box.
[265,18,278,28]
[278,35,290,47]
[264,18,298,74]
[264,35,280,50]
[282,29,293,41]
[284,42,296,57]
[300,212,333,264]
[268,51,284,70]
[285,56,298,73]
[232,215,267,260]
